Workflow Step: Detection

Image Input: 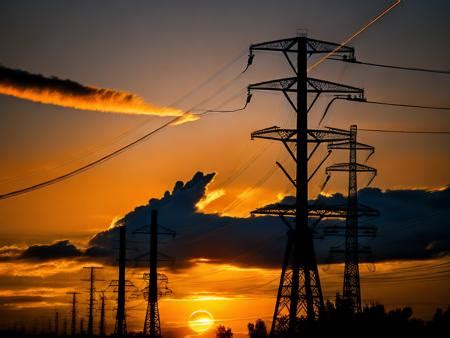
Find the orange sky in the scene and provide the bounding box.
[0,1,450,336]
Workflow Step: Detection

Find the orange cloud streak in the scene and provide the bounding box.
[0,64,199,124]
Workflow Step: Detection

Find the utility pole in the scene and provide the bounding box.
[55,310,59,336]
[114,225,127,336]
[247,35,365,337]
[82,266,103,336]
[134,210,175,337]
[67,292,80,336]
[80,317,84,336]
[99,291,106,336]
[63,318,67,336]
[322,125,378,313]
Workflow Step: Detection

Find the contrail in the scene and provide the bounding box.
[0,64,198,124]
[308,0,402,71]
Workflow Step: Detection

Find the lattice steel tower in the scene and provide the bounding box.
[246,36,365,337]
[322,125,378,313]
[134,210,175,337]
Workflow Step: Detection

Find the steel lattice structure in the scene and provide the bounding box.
[247,36,365,337]
[134,210,175,337]
[322,125,378,313]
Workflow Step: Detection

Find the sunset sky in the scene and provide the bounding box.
[0,1,449,337]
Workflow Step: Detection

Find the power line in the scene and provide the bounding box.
[329,57,450,75]
[359,128,450,134]
[0,54,251,200]
[0,51,248,189]
[363,99,450,110]
[0,116,179,200]
[319,96,450,126]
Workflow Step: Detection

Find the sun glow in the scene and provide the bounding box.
[188,310,215,334]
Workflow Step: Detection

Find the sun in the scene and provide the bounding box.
[188,310,215,334]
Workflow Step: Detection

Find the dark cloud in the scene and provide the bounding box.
[5,173,450,268]
[20,240,82,261]
[89,172,450,268]
[0,64,133,99]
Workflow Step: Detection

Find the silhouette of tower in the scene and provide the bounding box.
[99,291,106,336]
[247,36,365,337]
[114,225,127,336]
[82,266,103,336]
[134,210,175,337]
[323,125,378,312]
[67,292,80,336]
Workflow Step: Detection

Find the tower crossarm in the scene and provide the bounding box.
[251,203,378,218]
[325,163,376,174]
[328,140,374,152]
[250,37,354,58]
[251,127,351,143]
[248,77,364,97]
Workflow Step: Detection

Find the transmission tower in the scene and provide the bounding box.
[67,292,80,336]
[114,225,127,336]
[134,209,175,337]
[322,125,378,312]
[82,266,104,336]
[246,35,366,337]
[99,291,106,336]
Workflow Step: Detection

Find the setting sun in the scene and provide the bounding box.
[188,310,215,334]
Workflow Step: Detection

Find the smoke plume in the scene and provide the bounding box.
[0,64,198,123]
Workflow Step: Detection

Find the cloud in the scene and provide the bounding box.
[0,64,198,123]
[19,240,82,261]
[5,173,450,268]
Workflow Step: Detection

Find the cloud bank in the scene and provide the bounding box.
[3,172,449,268]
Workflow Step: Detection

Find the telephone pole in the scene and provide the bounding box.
[247,35,365,337]
[322,125,378,312]
[114,225,127,336]
[54,310,59,336]
[82,266,103,336]
[67,292,80,336]
[99,291,106,336]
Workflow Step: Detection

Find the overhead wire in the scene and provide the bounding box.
[308,0,402,72]
[359,128,450,134]
[328,57,450,75]
[0,52,251,200]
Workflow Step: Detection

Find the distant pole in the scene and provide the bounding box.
[55,310,59,336]
[115,225,127,336]
[67,292,79,336]
[99,291,106,336]
[63,318,68,336]
[82,266,103,336]
[80,317,84,336]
